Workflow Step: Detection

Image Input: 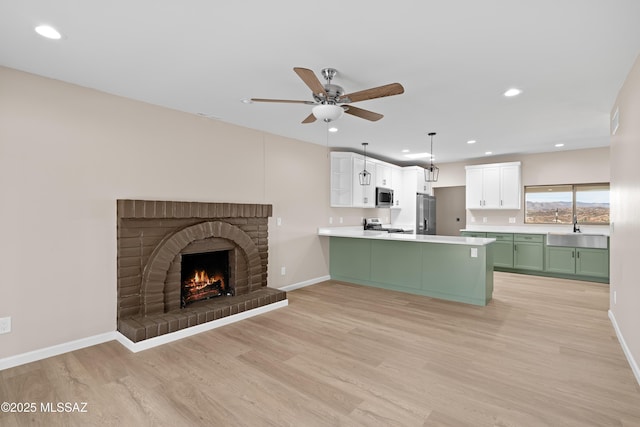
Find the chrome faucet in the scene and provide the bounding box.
[573,215,581,233]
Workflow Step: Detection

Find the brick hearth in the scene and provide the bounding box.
[116,200,286,342]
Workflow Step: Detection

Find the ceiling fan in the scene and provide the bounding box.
[250,67,404,123]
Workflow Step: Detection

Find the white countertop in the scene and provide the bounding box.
[461,224,610,236]
[318,227,495,246]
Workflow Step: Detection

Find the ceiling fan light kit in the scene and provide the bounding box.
[250,67,404,124]
[312,104,344,122]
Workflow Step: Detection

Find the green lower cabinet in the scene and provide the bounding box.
[576,248,609,278]
[486,233,514,268]
[329,236,493,306]
[545,246,576,274]
[513,242,544,271]
[545,246,609,279]
[461,231,608,282]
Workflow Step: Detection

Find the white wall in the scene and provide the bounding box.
[609,55,640,381]
[0,66,346,359]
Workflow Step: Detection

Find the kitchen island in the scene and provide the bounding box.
[318,227,496,306]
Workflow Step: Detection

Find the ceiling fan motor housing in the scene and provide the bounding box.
[314,84,345,104]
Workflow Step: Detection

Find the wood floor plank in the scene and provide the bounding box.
[1,272,639,426]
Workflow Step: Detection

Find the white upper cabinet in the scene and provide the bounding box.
[391,166,403,208]
[375,162,392,188]
[499,164,521,209]
[353,156,376,207]
[415,166,431,194]
[465,162,521,209]
[330,152,377,208]
[330,152,354,207]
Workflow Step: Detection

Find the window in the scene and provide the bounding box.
[525,183,609,224]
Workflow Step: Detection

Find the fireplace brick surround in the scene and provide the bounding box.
[117,200,286,342]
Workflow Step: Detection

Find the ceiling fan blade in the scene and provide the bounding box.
[302,113,317,124]
[339,83,404,103]
[250,98,315,104]
[294,67,327,97]
[344,105,383,121]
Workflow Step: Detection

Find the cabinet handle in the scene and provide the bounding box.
[572,252,574,258]
[514,244,517,252]
[577,251,580,259]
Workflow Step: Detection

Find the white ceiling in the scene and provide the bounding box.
[1,1,639,164]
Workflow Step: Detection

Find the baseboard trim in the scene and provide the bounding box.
[609,309,640,386]
[278,275,330,292]
[0,331,117,371]
[1,299,290,369]
[116,299,288,353]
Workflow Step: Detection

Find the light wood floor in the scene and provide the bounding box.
[2,272,639,426]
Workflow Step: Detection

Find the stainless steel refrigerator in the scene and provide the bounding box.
[416,194,436,235]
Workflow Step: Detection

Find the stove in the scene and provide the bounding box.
[364,218,413,234]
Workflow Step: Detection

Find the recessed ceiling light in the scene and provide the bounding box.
[555,143,564,147]
[504,88,522,97]
[467,140,476,144]
[401,149,410,153]
[485,151,493,155]
[328,127,338,133]
[35,25,62,40]
[404,152,431,160]
[241,98,253,104]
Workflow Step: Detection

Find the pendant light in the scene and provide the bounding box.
[359,142,372,185]
[425,132,439,182]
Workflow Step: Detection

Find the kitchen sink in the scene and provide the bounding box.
[546,233,608,249]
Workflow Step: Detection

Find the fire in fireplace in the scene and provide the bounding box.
[181,251,231,307]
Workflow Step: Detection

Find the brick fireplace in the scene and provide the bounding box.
[117,200,286,342]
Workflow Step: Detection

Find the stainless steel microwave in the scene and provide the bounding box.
[375,187,394,208]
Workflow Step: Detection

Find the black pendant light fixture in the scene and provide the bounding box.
[425,132,439,182]
[359,142,372,185]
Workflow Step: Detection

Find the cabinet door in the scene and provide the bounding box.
[391,166,403,208]
[487,233,514,268]
[416,167,430,194]
[545,246,576,274]
[375,163,392,188]
[353,157,376,207]
[465,168,485,209]
[482,166,501,208]
[492,241,514,268]
[514,242,544,271]
[576,248,609,278]
[330,153,353,207]
[500,165,521,209]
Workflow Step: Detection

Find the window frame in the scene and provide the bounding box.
[524,183,610,225]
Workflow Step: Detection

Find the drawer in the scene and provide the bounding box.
[514,233,544,243]
[486,232,514,242]
[461,231,487,238]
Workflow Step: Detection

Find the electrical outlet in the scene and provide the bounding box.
[482,217,488,223]
[276,217,282,226]
[329,217,333,224]
[280,266,286,276]
[509,217,516,224]
[339,217,343,224]
[0,317,11,334]
[470,248,478,258]
[614,290,617,305]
